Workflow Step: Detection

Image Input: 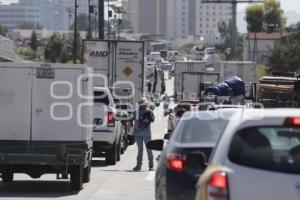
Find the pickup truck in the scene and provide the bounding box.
[93,87,125,165]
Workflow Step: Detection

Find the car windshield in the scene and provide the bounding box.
[229,127,300,174]
[174,115,229,145]
[94,91,109,105]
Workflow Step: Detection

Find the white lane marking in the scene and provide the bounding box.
[146,171,155,181]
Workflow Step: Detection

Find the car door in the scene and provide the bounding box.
[0,67,32,153]
[31,67,83,143]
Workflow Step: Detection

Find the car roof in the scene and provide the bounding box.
[182,108,245,118]
[94,87,109,92]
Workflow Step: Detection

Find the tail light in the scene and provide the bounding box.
[207,172,229,200]
[107,112,115,127]
[284,117,300,126]
[167,153,185,172]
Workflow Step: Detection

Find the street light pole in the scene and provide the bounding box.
[73,0,78,64]
[98,0,104,39]
[88,0,92,39]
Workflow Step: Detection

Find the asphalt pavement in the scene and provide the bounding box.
[0,72,174,200]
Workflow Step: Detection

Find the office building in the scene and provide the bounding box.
[0,4,40,29]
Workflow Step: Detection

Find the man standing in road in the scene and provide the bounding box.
[133,98,155,171]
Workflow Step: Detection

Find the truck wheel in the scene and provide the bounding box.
[70,166,83,191]
[83,161,91,183]
[105,142,117,165]
[2,171,13,183]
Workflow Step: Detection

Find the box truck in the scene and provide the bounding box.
[0,63,93,190]
[83,40,145,105]
[174,61,221,100]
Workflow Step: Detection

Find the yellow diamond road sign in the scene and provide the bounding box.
[123,66,133,77]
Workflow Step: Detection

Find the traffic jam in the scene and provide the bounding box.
[0,38,300,200]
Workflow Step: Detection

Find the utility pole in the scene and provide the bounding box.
[73,0,78,64]
[201,0,262,60]
[88,0,92,39]
[98,0,104,39]
[107,0,110,40]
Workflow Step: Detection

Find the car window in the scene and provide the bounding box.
[175,118,228,144]
[228,127,300,174]
[177,104,191,111]
[94,91,110,105]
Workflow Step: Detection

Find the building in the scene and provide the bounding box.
[124,0,232,44]
[243,32,291,64]
[0,4,40,29]
[122,0,158,35]
[195,2,232,44]
[19,0,89,31]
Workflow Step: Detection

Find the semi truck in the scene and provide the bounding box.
[0,62,93,190]
[83,40,145,106]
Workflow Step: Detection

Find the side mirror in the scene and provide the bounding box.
[186,151,207,169]
[164,133,172,140]
[146,140,164,151]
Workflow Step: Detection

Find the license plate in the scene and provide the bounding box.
[36,68,55,79]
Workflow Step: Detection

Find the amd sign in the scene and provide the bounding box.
[89,50,109,58]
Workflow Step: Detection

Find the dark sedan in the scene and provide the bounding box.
[147,109,238,200]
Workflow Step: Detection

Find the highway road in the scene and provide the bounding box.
[0,72,174,200]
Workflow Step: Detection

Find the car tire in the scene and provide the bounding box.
[156,184,167,200]
[70,166,83,191]
[82,160,91,183]
[2,170,13,183]
[121,134,125,155]
[117,140,121,161]
[105,141,117,165]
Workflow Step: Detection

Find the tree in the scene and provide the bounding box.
[44,34,72,63]
[246,4,264,61]
[217,20,233,49]
[263,0,285,32]
[264,43,300,72]
[0,24,8,36]
[30,31,38,52]
[246,4,264,33]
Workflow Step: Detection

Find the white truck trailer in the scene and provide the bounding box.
[0,63,93,190]
[83,40,145,106]
[174,61,221,100]
[218,61,256,83]
[174,61,257,101]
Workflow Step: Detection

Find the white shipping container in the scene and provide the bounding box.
[174,61,221,100]
[0,62,93,190]
[0,63,93,142]
[219,61,256,83]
